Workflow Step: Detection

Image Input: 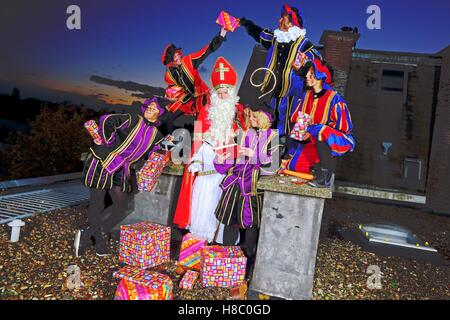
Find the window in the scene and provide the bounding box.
[403,158,422,181]
[381,70,404,92]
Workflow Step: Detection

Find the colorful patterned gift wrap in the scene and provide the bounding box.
[177,233,207,271]
[84,120,103,145]
[119,222,171,269]
[200,246,247,288]
[179,270,199,290]
[137,151,170,192]
[290,112,312,142]
[216,10,240,32]
[113,266,173,300]
[165,85,184,100]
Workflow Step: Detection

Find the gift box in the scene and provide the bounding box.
[290,112,312,141]
[137,151,170,192]
[165,85,184,101]
[177,233,207,271]
[84,120,103,145]
[294,51,309,67]
[200,246,247,288]
[119,222,171,269]
[216,10,240,32]
[179,270,199,290]
[113,266,173,300]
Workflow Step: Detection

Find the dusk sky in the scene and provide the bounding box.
[1,0,449,110]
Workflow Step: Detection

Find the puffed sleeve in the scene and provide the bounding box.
[98,113,132,146]
[301,39,322,61]
[330,97,353,134]
[191,33,227,69]
[240,17,273,50]
[132,129,165,172]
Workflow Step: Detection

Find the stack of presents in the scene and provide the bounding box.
[113,222,247,300]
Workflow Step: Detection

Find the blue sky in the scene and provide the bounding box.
[0,0,449,109]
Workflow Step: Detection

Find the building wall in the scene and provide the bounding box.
[426,46,450,213]
[336,52,441,193]
[335,59,378,186]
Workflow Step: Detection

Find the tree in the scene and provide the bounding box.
[0,105,96,180]
[12,88,20,100]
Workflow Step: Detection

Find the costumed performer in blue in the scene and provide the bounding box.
[239,4,323,141]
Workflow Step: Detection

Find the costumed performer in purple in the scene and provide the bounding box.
[213,102,280,280]
[75,97,172,257]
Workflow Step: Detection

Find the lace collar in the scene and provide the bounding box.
[274,26,306,43]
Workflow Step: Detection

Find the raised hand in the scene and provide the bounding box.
[238,147,255,158]
[292,60,302,71]
[220,27,228,37]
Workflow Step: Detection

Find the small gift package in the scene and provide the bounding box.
[179,270,199,290]
[165,85,184,101]
[119,222,171,269]
[290,112,312,141]
[200,246,247,288]
[177,233,207,271]
[294,51,309,67]
[216,10,240,32]
[113,266,173,300]
[137,151,170,192]
[84,120,103,145]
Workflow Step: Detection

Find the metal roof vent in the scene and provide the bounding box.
[359,223,437,252]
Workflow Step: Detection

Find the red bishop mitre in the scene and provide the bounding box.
[210,57,237,90]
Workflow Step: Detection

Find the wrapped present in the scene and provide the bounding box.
[290,112,312,142]
[294,51,309,67]
[84,120,103,145]
[280,159,289,171]
[179,270,199,290]
[119,222,171,268]
[113,266,173,300]
[177,233,207,271]
[137,151,170,192]
[165,85,184,101]
[216,10,240,32]
[200,246,247,288]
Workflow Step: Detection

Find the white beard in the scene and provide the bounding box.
[274,25,306,43]
[205,88,240,146]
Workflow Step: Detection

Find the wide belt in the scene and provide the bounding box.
[197,170,218,176]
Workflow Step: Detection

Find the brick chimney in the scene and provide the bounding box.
[319,28,360,96]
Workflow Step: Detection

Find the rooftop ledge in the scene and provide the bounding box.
[162,162,185,176]
[257,175,332,199]
[162,165,333,198]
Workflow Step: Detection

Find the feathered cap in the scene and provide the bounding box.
[281,4,303,29]
[305,59,333,85]
[161,44,182,65]
[140,97,166,126]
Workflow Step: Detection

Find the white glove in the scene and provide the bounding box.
[188,163,202,173]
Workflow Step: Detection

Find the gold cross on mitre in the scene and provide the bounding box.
[215,63,230,81]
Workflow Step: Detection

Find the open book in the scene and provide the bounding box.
[212,143,237,151]
[213,143,239,160]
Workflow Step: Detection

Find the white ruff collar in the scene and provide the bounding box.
[274,26,306,43]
